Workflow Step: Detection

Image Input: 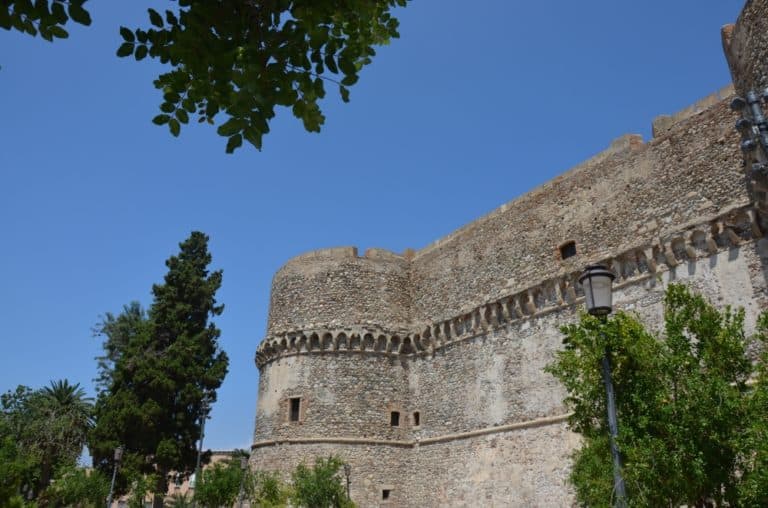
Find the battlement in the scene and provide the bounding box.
[255,204,762,368]
[261,89,748,356]
[252,3,768,505]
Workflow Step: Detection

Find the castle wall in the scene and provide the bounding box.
[409,100,747,325]
[251,2,768,505]
[723,0,768,95]
[266,247,410,335]
[409,311,571,439]
[251,442,415,508]
[253,353,411,443]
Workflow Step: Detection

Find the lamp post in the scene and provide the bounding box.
[237,456,248,508]
[579,264,626,507]
[106,446,123,508]
[192,395,212,508]
[731,89,768,177]
[342,463,351,500]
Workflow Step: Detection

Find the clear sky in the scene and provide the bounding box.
[1,1,742,453]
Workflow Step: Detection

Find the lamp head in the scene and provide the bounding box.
[578,264,616,316]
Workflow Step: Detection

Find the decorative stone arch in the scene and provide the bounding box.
[374,335,387,352]
[309,333,320,351]
[279,338,288,352]
[690,229,709,253]
[336,332,348,351]
[321,333,333,350]
[400,336,415,354]
[670,236,688,261]
[413,334,425,352]
[362,333,375,351]
[388,335,401,353]
[349,334,361,351]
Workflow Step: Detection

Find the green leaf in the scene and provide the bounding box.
[217,118,242,137]
[135,45,148,61]
[168,118,180,137]
[340,74,358,86]
[160,102,175,114]
[225,134,243,154]
[338,56,355,75]
[324,54,338,74]
[339,86,350,103]
[116,42,134,57]
[68,4,91,26]
[119,26,135,42]
[182,98,196,113]
[148,8,163,28]
[175,109,189,124]
[165,10,178,26]
[152,114,170,125]
[49,25,68,39]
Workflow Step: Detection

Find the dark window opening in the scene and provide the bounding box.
[289,397,300,422]
[382,489,391,500]
[413,411,420,426]
[390,411,400,426]
[560,241,577,260]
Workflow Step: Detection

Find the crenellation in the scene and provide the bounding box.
[251,2,768,504]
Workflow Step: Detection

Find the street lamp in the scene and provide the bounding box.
[192,394,212,508]
[579,264,627,507]
[106,446,123,508]
[237,456,249,508]
[342,463,351,500]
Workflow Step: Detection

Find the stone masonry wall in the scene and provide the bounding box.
[267,247,410,335]
[252,2,768,505]
[409,99,746,325]
[723,0,768,95]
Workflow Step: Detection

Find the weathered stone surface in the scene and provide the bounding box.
[251,2,768,506]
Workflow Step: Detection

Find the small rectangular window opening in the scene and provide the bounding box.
[560,241,577,260]
[289,397,301,422]
[390,411,400,426]
[413,411,420,426]
[382,489,391,500]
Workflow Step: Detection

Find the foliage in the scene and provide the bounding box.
[45,465,110,508]
[93,301,149,393]
[89,231,229,505]
[3,0,409,153]
[737,312,768,506]
[0,380,93,502]
[166,491,193,508]
[290,456,353,508]
[0,0,91,41]
[252,470,290,507]
[546,284,765,507]
[126,473,155,508]
[194,455,249,508]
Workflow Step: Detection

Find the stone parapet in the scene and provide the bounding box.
[257,204,762,369]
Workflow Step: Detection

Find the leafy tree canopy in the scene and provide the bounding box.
[193,452,250,508]
[547,284,768,507]
[0,380,94,504]
[2,0,409,153]
[291,456,353,508]
[89,231,228,506]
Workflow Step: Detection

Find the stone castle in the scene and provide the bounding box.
[250,1,768,505]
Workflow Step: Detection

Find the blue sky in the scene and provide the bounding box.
[1,1,742,453]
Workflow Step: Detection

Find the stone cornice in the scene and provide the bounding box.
[256,204,763,370]
[251,413,572,450]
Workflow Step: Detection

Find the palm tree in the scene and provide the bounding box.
[42,380,93,424]
[36,379,94,492]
